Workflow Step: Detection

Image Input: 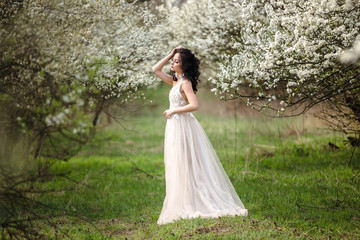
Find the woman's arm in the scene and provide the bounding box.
[174,81,199,113]
[152,46,181,86]
[163,80,199,119]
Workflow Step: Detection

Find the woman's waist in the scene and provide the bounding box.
[168,112,195,119]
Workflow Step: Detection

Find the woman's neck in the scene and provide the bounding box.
[176,71,183,79]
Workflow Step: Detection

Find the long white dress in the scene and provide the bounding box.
[157,76,248,225]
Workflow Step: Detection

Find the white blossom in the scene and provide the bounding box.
[340,38,360,64]
[207,0,360,113]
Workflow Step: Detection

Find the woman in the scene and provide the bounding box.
[152,46,248,225]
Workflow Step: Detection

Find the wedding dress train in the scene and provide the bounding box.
[157,76,248,225]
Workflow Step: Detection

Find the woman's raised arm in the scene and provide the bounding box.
[152,46,182,86]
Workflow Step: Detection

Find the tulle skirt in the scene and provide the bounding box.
[157,112,248,225]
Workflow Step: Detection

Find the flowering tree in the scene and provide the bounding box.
[157,0,360,133]
[1,0,163,163]
[0,1,164,237]
[209,0,360,129]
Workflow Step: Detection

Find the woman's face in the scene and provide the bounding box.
[170,53,182,73]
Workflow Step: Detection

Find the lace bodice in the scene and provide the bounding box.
[169,76,187,109]
[168,76,195,119]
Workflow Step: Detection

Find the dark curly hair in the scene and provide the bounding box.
[172,48,201,93]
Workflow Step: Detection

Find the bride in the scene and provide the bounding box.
[152,46,248,225]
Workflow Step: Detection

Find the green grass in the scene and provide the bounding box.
[36,83,359,239]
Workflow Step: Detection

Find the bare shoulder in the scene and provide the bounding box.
[180,79,194,97]
[181,79,192,88]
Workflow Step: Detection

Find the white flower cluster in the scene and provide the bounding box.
[208,0,360,113]
[45,109,70,127]
[340,37,360,64]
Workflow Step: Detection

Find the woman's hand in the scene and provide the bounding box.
[170,45,183,57]
[163,109,176,119]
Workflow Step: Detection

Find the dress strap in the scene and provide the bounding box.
[177,75,185,98]
[174,73,184,90]
[174,72,184,83]
[178,75,184,91]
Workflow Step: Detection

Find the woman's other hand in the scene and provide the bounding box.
[163,109,175,119]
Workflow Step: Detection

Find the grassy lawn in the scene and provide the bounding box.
[38,83,359,239]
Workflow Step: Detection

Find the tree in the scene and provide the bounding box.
[209,0,360,133]
[0,0,164,237]
[0,0,164,164]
